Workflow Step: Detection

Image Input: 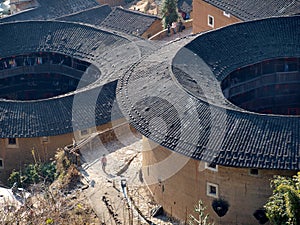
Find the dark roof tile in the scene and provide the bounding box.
[0,0,99,22]
[203,0,300,20]
[56,5,112,26]
[101,7,160,36]
[117,16,300,170]
[0,20,141,137]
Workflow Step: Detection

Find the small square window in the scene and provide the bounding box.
[207,182,218,198]
[7,138,18,148]
[210,185,216,194]
[8,138,16,145]
[0,159,3,168]
[205,162,218,172]
[208,15,214,28]
[250,168,259,176]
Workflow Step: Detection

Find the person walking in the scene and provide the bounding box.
[101,154,107,173]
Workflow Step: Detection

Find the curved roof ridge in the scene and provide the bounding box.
[117,15,300,170]
[203,0,300,21]
[101,6,160,36]
[0,0,99,22]
[0,20,141,137]
[55,4,112,26]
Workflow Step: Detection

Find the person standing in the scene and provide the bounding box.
[178,20,183,32]
[101,154,107,173]
[167,24,171,37]
[171,21,177,34]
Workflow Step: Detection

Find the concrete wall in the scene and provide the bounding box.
[142,137,296,225]
[192,0,241,34]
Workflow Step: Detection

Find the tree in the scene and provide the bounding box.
[189,200,214,225]
[264,172,300,225]
[161,0,179,28]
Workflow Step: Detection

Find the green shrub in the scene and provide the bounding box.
[264,172,300,225]
[8,162,57,188]
[8,170,23,187]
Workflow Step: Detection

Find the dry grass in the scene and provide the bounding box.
[0,185,100,225]
[0,149,99,225]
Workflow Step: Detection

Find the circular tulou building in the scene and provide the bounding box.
[0,8,299,225]
[117,16,300,224]
[0,20,142,182]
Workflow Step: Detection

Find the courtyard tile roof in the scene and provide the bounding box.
[117,16,300,170]
[204,0,300,21]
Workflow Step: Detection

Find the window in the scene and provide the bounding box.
[0,158,3,169]
[223,11,230,18]
[8,138,16,145]
[205,162,218,172]
[208,15,214,28]
[249,168,259,176]
[207,182,218,198]
[7,138,18,148]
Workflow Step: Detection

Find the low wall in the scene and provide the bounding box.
[149,19,193,40]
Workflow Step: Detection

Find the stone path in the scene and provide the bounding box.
[79,132,180,225]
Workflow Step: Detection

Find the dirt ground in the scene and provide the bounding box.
[79,130,181,225]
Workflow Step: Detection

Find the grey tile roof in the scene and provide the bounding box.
[178,0,192,13]
[0,21,133,61]
[0,81,119,137]
[56,5,112,26]
[0,0,99,22]
[184,16,300,83]
[101,7,160,36]
[203,0,300,21]
[0,20,142,137]
[117,16,300,170]
[1,2,161,38]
